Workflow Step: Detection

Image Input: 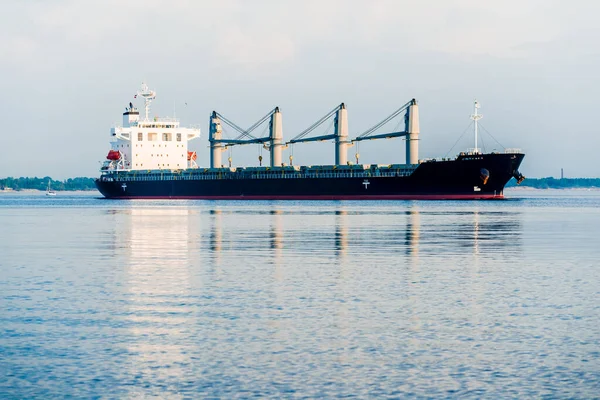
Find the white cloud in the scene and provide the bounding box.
[214,27,295,66]
[1,0,574,68]
[1,0,599,177]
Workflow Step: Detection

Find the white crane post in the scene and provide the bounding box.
[405,99,420,165]
[335,103,349,165]
[269,107,284,167]
[209,112,223,168]
[470,99,482,154]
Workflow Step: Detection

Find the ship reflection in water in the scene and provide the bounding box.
[111,207,197,395]
[109,202,525,397]
[202,204,522,268]
[203,204,522,261]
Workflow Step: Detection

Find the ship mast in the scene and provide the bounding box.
[470,99,482,154]
[137,83,156,121]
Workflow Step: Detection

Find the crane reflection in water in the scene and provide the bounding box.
[107,202,523,397]
[202,204,523,266]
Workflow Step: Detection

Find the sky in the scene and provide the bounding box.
[1,0,599,179]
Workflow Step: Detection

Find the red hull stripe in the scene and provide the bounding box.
[108,194,504,200]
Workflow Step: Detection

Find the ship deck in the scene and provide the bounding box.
[99,163,420,182]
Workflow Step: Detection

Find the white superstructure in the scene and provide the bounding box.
[102,83,200,171]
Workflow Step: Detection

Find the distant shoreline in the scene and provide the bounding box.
[0,189,98,193]
[506,187,600,191]
[0,177,97,192]
[505,177,600,190]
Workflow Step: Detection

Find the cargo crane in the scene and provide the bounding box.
[286,99,419,166]
[287,103,350,165]
[352,99,419,165]
[208,107,284,168]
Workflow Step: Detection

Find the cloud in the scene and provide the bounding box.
[1,0,600,178]
[1,0,574,70]
[213,26,296,67]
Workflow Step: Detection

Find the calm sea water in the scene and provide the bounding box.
[1,189,599,399]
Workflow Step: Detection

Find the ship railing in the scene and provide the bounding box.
[504,148,522,154]
[153,117,180,123]
[103,167,417,182]
[466,148,482,155]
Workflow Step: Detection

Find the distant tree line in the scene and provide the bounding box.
[0,177,97,191]
[507,177,600,189]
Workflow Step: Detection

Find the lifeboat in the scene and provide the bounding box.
[106,150,121,161]
[187,151,197,161]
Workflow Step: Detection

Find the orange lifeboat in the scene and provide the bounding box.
[187,151,197,161]
[106,150,121,161]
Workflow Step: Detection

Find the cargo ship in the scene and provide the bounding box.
[95,83,524,200]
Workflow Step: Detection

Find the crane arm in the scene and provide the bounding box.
[214,107,278,142]
[210,138,268,145]
[355,100,412,139]
[233,107,278,141]
[353,131,408,142]
[289,103,343,142]
[288,133,337,144]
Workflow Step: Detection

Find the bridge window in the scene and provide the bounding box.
[176,133,182,142]
[138,132,143,141]
[163,132,172,141]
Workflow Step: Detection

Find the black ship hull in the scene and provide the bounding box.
[95,153,524,200]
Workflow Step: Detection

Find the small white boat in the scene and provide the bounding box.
[46,181,56,196]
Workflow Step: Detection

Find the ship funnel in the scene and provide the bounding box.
[334,103,349,165]
[209,111,224,168]
[269,107,284,167]
[405,99,419,165]
[122,103,140,128]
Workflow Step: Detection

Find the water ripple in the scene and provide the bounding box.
[1,190,599,398]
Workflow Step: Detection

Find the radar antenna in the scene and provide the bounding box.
[137,82,156,120]
[470,99,483,154]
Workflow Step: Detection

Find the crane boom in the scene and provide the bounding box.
[210,138,267,145]
[289,133,337,144]
[355,100,412,139]
[233,107,277,141]
[213,107,278,144]
[353,131,408,142]
[288,104,343,144]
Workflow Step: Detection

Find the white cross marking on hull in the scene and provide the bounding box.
[363,179,370,189]
[121,183,127,191]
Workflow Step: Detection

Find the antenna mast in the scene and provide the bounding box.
[137,83,156,120]
[470,99,482,154]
